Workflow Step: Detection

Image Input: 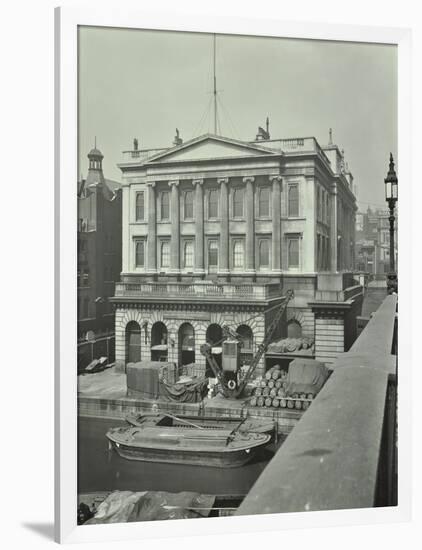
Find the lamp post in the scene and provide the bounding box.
[384,153,398,293]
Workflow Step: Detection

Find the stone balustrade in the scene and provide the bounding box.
[114,281,283,301]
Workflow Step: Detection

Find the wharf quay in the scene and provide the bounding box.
[78,369,302,435]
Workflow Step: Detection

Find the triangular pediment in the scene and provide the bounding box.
[145,134,276,164]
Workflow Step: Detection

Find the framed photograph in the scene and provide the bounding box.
[55,6,411,544]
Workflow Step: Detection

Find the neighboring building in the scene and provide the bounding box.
[111,128,363,372]
[355,207,398,277]
[77,146,122,339]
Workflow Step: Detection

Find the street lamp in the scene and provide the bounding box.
[384,153,398,293]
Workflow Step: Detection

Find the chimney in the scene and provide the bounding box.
[266,116,270,138]
[133,138,139,151]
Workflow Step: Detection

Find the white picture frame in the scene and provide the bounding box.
[55,6,412,544]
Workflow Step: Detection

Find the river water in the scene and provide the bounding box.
[78,417,278,496]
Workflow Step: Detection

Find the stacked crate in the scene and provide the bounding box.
[249,365,314,411]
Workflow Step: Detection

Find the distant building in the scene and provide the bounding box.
[355,207,397,277]
[77,146,122,339]
[111,128,362,372]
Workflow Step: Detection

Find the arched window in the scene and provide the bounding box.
[287,320,302,339]
[161,192,169,220]
[259,239,270,268]
[208,240,218,268]
[233,240,244,269]
[135,240,145,267]
[135,192,144,221]
[208,189,219,218]
[259,187,270,217]
[233,188,244,218]
[151,322,168,347]
[160,241,170,268]
[184,191,194,219]
[288,184,299,217]
[179,323,195,366]
[183,241,194,268]
[237,325,253,352]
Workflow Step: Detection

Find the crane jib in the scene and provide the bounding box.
[200,290,294,399]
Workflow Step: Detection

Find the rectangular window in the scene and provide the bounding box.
[288,184,299,217]
[161,192,169,220]
[208,241,218,267]
[233,188,244,218]
[135,240,145,267]
[233,240,244,269]
[135,192,145,221]
[259,187,270,217]
[208,189,219,219]
[184,191,194,220]
[82,269,90,286]
[160,241,170,268]
[288,238,300,268]
[183,241,194,268]
[259,239,270,267]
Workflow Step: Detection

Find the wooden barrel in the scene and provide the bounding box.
[292,393,299,399]
[265,397,273,407]
[257,396,265,407]
[280,398,287,408]
[254,387,262,397]
[275,379,282,389]
[277,388,285,397]
[263,387,270,396]
[302,400,309,411]
[300,393,307,400]
[265,371,273,380]
[273,364,281,370]
[270,388,277,398]
[272,398,280,408]
[250,397,257,407]
[281,371,287,380]
[272,370,281,380]
[261,380,267,388]
[294,400,302,410]
[287,399,294,409]
[307,393,314,400]
[282,381,288,390]
[268,380,275,389]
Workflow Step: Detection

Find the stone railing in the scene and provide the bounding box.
[237,294,398,515]
[121,148,168,163]
[114,281,283,301]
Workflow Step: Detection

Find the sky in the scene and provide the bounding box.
[78,26,397,211]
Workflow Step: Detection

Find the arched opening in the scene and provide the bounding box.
[237,324,254,367]
[150,321,168,362]
[206,323,223,375]
[178,323,195,366]
[126,321,142,364]
[287,320,302,339]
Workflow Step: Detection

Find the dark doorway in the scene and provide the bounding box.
[179,323,195,366]
[206,323,223,376]
[126,321,141,363]
[151,321,168,361]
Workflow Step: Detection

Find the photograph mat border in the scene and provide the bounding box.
[55,6,412,544]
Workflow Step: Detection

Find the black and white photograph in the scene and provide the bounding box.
[75,24,399,527]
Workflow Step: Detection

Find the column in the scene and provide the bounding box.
[243,176,255,273]
[169,180,180,273]
[147,182,157,273]
[193,179,205,275]
[218,177,229,275]
[330,183,338,272]
[270,175,282,273]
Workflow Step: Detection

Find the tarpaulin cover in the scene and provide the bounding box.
[159,377,208,403]
[285,358,329,396]
[126,361,175,399]
[85,491,216,524]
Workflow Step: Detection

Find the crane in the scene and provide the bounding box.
[200,289,294,399]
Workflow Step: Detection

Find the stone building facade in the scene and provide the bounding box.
[111,130,362,372]
[77,146,122,339]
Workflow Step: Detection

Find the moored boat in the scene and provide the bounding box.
[106,424,270,468]
[125,411,275,434]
